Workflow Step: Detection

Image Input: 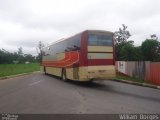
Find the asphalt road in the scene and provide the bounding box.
[0,72,160,114]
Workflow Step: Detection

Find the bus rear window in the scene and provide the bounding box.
[88,34,112,46]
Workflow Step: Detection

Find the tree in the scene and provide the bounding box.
[0,47,37,64]
[114,24,132,60]
[24,54,36,63]
[18,47,23,56]
[116,41,143,61]
[120,42,135,61]
[36,41,44,63]
[17,47,24,63]
[134,46,144,61]
[150,34,158,40]
[114,24,131,44]
[0,49,13,63]
[141,39,160,61]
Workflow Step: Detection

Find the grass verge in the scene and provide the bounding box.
[0,63,40,77]
[116,75,145,83]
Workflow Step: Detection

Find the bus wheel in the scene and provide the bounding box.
[62,69,67,82]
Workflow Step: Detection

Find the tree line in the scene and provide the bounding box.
[0,47,38,64]
[114,24,160,62]
[0,41,44,64]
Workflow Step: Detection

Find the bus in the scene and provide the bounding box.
[42,30,116,82]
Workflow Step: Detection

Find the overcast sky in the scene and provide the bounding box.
[0,0,160,55]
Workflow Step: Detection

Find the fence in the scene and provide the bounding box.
[116,61,160,85]
[150,62,160,85]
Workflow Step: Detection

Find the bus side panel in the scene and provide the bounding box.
[66,67,89,81]
[45,67,62,77]
[66,68,74,80]
[78,66,89,81]
[41,66,45,72]
[66,65,116,81]
[66,67,79,80]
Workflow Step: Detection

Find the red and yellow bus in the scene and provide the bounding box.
[42,30,116,81]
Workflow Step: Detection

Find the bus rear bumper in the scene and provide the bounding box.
[79,65,116,81]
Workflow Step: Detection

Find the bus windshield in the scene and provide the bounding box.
[88,34,112,46]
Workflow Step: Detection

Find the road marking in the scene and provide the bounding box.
[29,80,42,86]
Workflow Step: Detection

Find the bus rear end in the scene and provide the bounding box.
[79,30,116,81]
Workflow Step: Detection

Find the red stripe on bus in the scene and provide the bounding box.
[42,51,79,67]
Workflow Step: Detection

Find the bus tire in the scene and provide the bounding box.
[62,69,67,82]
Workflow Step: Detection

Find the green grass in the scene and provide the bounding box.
[0,63,40,77]
[116,75,145,83]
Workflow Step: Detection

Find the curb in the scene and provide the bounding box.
[0,71,40,80]
[110,79,160,90]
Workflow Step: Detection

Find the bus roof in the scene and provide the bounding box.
[87,30,113,34]
[43,30,113,48]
